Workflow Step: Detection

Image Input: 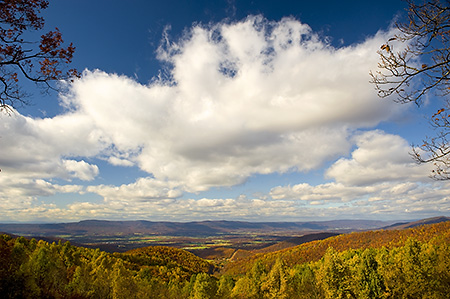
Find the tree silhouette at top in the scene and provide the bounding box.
[0,0,78,112]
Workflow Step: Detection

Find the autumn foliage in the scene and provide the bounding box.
[0,222,449,298]
[0,0,77,111]
[223,221,450,276]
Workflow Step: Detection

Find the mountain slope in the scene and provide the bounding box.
[382,216,450,230]
[222,220,450,275]
[252,232,340,254]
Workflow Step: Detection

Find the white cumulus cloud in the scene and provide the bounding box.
[59,16,401,193]
[2,16,443,222]
[326,130,434,186]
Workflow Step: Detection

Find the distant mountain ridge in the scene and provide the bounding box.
[1,216,448,256]
[381,216,450,230]
[0,219,394,237]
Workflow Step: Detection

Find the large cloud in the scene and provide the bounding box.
[59,16,400,192]
[3,16,443,222]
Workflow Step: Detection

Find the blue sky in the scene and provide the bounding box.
[1,0,449,223]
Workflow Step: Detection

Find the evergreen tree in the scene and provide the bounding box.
[290,264,322,299]
[355,248,386,299]
[317,247,357,299]
[261,258,289,299]
[216,274,235,298]
[190,272,217,299]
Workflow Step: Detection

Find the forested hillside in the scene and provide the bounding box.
[1,221,449,298]
[222,220,450,275]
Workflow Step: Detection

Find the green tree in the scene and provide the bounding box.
[432,242,450,296]
[68,249,114,298]
[111,259,139,299]
[290,264,322,299]
[355,248,386,299]
[317,247,357,299]
[398,238,450,298]
[190,272,217,299]
[0,236,29,297]
[231,260,267,299]
[377,238,450,298]
[216,274,235,298]
[231,276,257,299]
[22,241,69,298]
[261,258,289,299]
[136,267,173,298]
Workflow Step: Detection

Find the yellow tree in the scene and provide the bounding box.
[261,258,290,299]
[231,260,266,299]
[316,248,357,299]
[355,248,386,299]
[189,273,217,299]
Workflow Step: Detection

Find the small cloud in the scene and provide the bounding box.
[107,156,135,167]
[62,160,99,181]
[326,130,433,186]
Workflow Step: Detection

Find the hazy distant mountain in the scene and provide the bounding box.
[0,219,396,237]
[1,217,447,240]
[1,217,448,255]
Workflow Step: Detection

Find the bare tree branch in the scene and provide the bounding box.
[371,0,450,180]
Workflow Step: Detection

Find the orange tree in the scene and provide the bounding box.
[0,0,77,112]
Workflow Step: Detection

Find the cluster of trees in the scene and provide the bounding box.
[1,1,450,297]
[0,235,214,298]
[1,221,450,298]
[224,220,450,276]
[227,238,450,298]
